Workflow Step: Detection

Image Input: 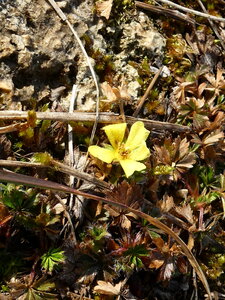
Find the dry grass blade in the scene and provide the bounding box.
[46,0,100,144]
[0,170,211,299]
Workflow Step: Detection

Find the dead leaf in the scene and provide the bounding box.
[158,194,174,212]
[178,137,189,158]
[96,0,113,20]
[175,204,194,224]
[106,181,143,208]
[52,199,67,214]
[176,152,196,169]
[93,280,122,295]
[203,131,224,146]
[187,233,195,250]
[177,257,188,274]
[101,80,131,103]
[101,81,120,102]
[149,259,164,269]
[0,135,11,158]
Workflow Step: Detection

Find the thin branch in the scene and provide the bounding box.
[0,111,191,132]
[133,66,163,117]
[0,159,111,190]
[135,2,195,24]
[141,0,225,23]
[46,0,100,144]
[0,123,22,134]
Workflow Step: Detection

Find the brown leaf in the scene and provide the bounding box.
[105,181,143,208]
[153,237,165,251]
[101,81,120,102]
[149,259,164,269]
[203,131,224,146]
[158,194,174,212]
[175,204,194,224]
[187,233,195,250]
[176,152,196,169]
[154,144,171,165]
[178,137,189,158]
[120,215,132,231]
[177,257,188,274]
[96,0,113,20]
[0,135,11,158]
[100,80,131,103]
[93,280,122,295]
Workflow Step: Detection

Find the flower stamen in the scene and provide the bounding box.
[118,143,130,159]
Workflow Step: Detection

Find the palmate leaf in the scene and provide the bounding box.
[0,170,212,300]
[17,284,57,300]
[24,288,57,300]
[124,244,149,267]
[41,248,65,272]
[1,184,38,211]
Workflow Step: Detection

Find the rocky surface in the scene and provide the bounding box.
[0,0,165,111]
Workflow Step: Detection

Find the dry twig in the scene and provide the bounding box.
[0,159,110,189]
[135,1,195,24]
[133,66,163,117]
[153,0,225,23]
[0,111,191,132]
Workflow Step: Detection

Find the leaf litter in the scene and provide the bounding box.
[0,0,225,299]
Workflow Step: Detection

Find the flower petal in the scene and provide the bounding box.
[120,159,146,177]
[129,142,150,161]
[103,123,127,149]
[125,122,150,150]
[88,145,115,163]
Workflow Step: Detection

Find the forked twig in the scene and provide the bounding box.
[0,169,212,300]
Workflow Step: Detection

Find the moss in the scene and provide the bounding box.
[82,34,115,82]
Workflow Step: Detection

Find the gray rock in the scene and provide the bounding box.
[0,0,165,109]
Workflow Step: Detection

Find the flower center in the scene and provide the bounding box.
[117,143,130,160]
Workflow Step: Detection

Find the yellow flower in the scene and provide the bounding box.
[88,121,150,177]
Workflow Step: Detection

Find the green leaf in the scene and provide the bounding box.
[36,282,55,292]
[1,184,38,211]
[123,244,149,257]
[41,248,65,272]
